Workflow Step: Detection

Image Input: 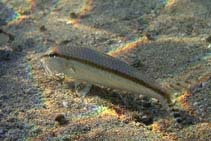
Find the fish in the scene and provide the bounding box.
[40,46,173,110]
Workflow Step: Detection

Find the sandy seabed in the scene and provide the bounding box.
[0,0,211,140]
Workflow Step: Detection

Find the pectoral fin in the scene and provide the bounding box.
[74,81,92,97]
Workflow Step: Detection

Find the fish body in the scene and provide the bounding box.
[41,46,172,109]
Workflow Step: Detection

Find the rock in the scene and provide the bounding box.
[133,113,153,125]
[0,29,14,42]
[55,114,68,125]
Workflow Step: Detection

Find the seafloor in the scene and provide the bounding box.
[0,0,211,140]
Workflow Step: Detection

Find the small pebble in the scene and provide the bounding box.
[62,101,68,108]
[70,12,78,19]
[133,113,153,125]
[143,32,155,40]
[175,117,183,123]
[141,115,153,125]
[0,129,4,134]
[40,25,47,32]
[199,105,204,111]
[123,119,129,124]
[55,114,68,125]
[173,112,181,118]
[135,122,141,127]
[193,102,198,106]
[208,44,211,48]
[205,35,211,43]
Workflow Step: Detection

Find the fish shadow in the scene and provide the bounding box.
[87,85,199,126]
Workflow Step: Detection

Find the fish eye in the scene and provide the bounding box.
[48,53,57,58]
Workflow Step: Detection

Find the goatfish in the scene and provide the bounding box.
[40,46,173,110]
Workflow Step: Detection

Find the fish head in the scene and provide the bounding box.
[40,47,75,79]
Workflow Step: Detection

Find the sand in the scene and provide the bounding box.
[0,0,211,140]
